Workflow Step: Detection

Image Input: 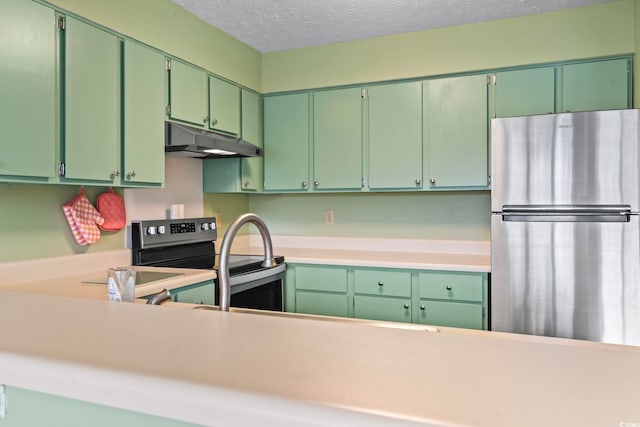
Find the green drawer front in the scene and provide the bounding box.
[171,282,214,305]
[353,295,411,323]
[416,301,483,330]
[419,272,483,302]
[295,266,348,292]
[354,269,411,297]
[296,291,349,317]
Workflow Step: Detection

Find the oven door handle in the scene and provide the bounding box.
[228,262,287,286]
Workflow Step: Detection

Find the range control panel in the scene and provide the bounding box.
[131,217,217,249]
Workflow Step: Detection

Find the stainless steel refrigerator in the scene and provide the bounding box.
[491,109,640,346]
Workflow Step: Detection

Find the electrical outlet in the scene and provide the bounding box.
[324,209,334,225]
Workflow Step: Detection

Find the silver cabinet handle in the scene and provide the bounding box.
[243,181,250,188]
[203,116,209,124]
[127,170,136,179]
[420,305,426,310]
[301,181,308,188]
[429,178,436,185]
[403,304,410,309]
[415,179,421,185]
[378,281,384,286]
[111,170,120,177]
[211,118,218,126]
[446,285,452,291]
[314,181,319,187]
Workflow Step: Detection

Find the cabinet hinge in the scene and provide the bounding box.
[58,161,65,177]
[58,16,65,31]
[486,74,491,85]
[361,178,366,188]
[361,88,366,98]
[165,105,171,116]
[165,59,171,71]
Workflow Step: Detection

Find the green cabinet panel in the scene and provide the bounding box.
[203,90,263,193]
[296,291,350,317]
[63,16,120,183]
[123,40,165,185]
[354,269,411,297]
[1,386,199,427]
[424,74,488,189]
[418,272,483,302]
[354,295,412,323]
[168,59,207,127]
[170,281,214,305]
[416,301,483,330]
[368,82,422,190]
[264,93,310,191]
[240,89,263,191]
[493,67,556,118]
[209,75,240,135]
[313,88,363,190]
[295,265,348,292]
[0,0,56,180]
[560,59,631,112]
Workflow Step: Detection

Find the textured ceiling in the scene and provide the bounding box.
[171,0,613,53]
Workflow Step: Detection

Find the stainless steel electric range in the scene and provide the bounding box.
[131,217,285,311]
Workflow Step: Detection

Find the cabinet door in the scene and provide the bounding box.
[264,93,310,191]
[493,67,556,118]
[368,82,422,190]
[0,0,56,180]
[123,40,165,185]
[171,281,214,305]
[64,16,120,183]
[354,295,411,323]
[313,88,363,190]
[424,74,488,188]
[240,89,263,191]
[168,59,208,127]
[560,59,631,112]
[296,291,350,317]
[416,301,483,330]
[209,76,240,135]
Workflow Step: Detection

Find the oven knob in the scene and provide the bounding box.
[201,223,209,231]
[157,225,166,235]
[209,222,216,230]
[146,226,157,235]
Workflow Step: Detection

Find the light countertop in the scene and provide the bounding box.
[0,291,638,427]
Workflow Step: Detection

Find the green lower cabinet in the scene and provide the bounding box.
[169,281,214,305]
[416,301,484,330]
[297,291,350,317]
[353,295,412,323]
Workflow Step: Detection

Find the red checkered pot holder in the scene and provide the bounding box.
[96,188,126,232]
[62,188,105,245]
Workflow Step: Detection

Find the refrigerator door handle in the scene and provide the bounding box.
[501,205,632,223]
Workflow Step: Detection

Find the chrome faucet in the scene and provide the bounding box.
[218,213,276,312]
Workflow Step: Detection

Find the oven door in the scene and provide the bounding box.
[215,263,286,311]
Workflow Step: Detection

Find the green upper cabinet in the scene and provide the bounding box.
[240,89,263,191]
[313,88,363,190]
[208,76,241,135]
[63,16,120,183]
[122,40,165,186]
[559,58,631,112]
[168,59,208,127]
[424,74,488,189]
[203,89,263,193]
[0,0,56,181]
[264,93,310,191]
[492,67,556,118]
[367,82,423,190]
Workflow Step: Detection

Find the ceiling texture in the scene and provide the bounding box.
[171,0,613,53]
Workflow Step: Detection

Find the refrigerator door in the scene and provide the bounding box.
[491,110,640,212]
[491,214,640,345]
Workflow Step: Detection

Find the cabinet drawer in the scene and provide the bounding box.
[354,269,411,297]
[353,295,411,323]
[416,301,483,330]
[419,272,483,302]
[295,266,347,292]
[296,291,349,318]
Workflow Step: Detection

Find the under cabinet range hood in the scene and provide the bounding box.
[165,122,263,159]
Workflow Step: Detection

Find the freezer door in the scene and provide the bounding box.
[491,214,640,346]
[491,110,640,212]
